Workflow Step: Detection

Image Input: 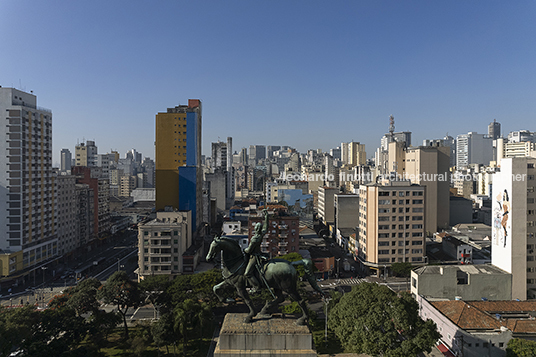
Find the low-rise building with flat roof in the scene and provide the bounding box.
[411,265,511,301]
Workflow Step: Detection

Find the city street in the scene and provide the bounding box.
[0,230,139,308]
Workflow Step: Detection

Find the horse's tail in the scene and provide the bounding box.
[291,259,324,295]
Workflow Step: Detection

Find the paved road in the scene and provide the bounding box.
[1,231,139,308]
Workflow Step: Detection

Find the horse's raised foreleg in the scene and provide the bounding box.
[213,280,232,303]
[259,289,284,317]
[235,279,256,323]
[288,289,309,326]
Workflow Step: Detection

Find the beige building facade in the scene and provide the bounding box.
[137,211,192,280]
[357,180,426,275]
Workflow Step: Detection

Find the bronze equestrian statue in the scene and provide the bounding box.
[206,211,324,325]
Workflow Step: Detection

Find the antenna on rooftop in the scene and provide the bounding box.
[389,115,395,142]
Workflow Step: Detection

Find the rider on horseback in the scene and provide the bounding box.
[244,208,269,292]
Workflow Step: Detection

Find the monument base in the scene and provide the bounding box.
[214,313,317,357]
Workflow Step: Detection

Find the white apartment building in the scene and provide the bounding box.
[0,87,58,278]
[138,211,191,280]
[492,157,536,300]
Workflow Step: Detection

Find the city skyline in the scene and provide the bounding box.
[1,1,535,165]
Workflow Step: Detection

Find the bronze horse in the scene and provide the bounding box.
[206,236,324,325]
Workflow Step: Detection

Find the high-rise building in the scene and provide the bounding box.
[381,132,412,152]
[72,166,110,243]
[357,180,426,276]
[0,87,58,279]
[341,142,366,166]
[155,99,202,231]
[75,140,98,167]
[56,174,78,257]
[211,137,235,208]
[492,157,536,300]
[488,119,501,140]
[249,145,266,165]
[249,210,299,256]
[456,132,493,168]
[61,148,72,173]
[507,130,535,143]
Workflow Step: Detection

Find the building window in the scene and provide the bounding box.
[499,342,504,348]
[412,200,423,204]
[378,250,389,255]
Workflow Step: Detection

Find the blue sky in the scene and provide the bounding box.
[1,1,535,165]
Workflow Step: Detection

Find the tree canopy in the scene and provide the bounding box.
[98,271,141,339]
[507,338,536,357]
[329,282,440,357]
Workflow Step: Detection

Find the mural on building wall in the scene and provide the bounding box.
[493,189,510,248]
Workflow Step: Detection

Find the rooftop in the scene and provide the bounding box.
[413,264,508,276]
[431,299,536,333]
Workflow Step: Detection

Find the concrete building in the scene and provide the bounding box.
[72,166,111,243]
[456,132,494,168]
[120,175,136,198]
[380,131,412,152]
[492,157,536,300]
[60,148,72,173]
[204,168,226,212]
[155,99,202,232]
[341,141,366,167]
[75,140,98,167]
[56,175,78,257]
[417,296,536,357]
[334,193,359,249]
[317,186,339,229]
[76,183,95,249]
[450,196,474,226]
[357,180,426,275]
[402,145,451,232]
[249,145,266,165]
[411,265,511,301]
[211,137,235,209]
[137,211,192,280]
[0,87,58,280]
[488,119,501,140]
[249,209,299,256]
[423,135,456,167]
[507,130,534,143]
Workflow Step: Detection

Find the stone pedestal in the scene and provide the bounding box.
[214,313,317,357]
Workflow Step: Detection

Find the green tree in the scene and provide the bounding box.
[139,275,171,318]
[507,338,536,357]
[391,262,413,277]
[151,312,177,355]
[173,299,212,356]
[22,306,88,357]
[87,309,122,347]
[0,306,40,356]
[67,277,102,316]
[329,282,440,357]
[98,271,141,339]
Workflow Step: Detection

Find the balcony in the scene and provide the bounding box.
[278,233,288,239]
[278,225,288,230]
[278,241,288,247]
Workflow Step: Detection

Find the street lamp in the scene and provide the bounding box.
[336,258,341,279]
[324,296,331,343]
[117,258,124,272]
